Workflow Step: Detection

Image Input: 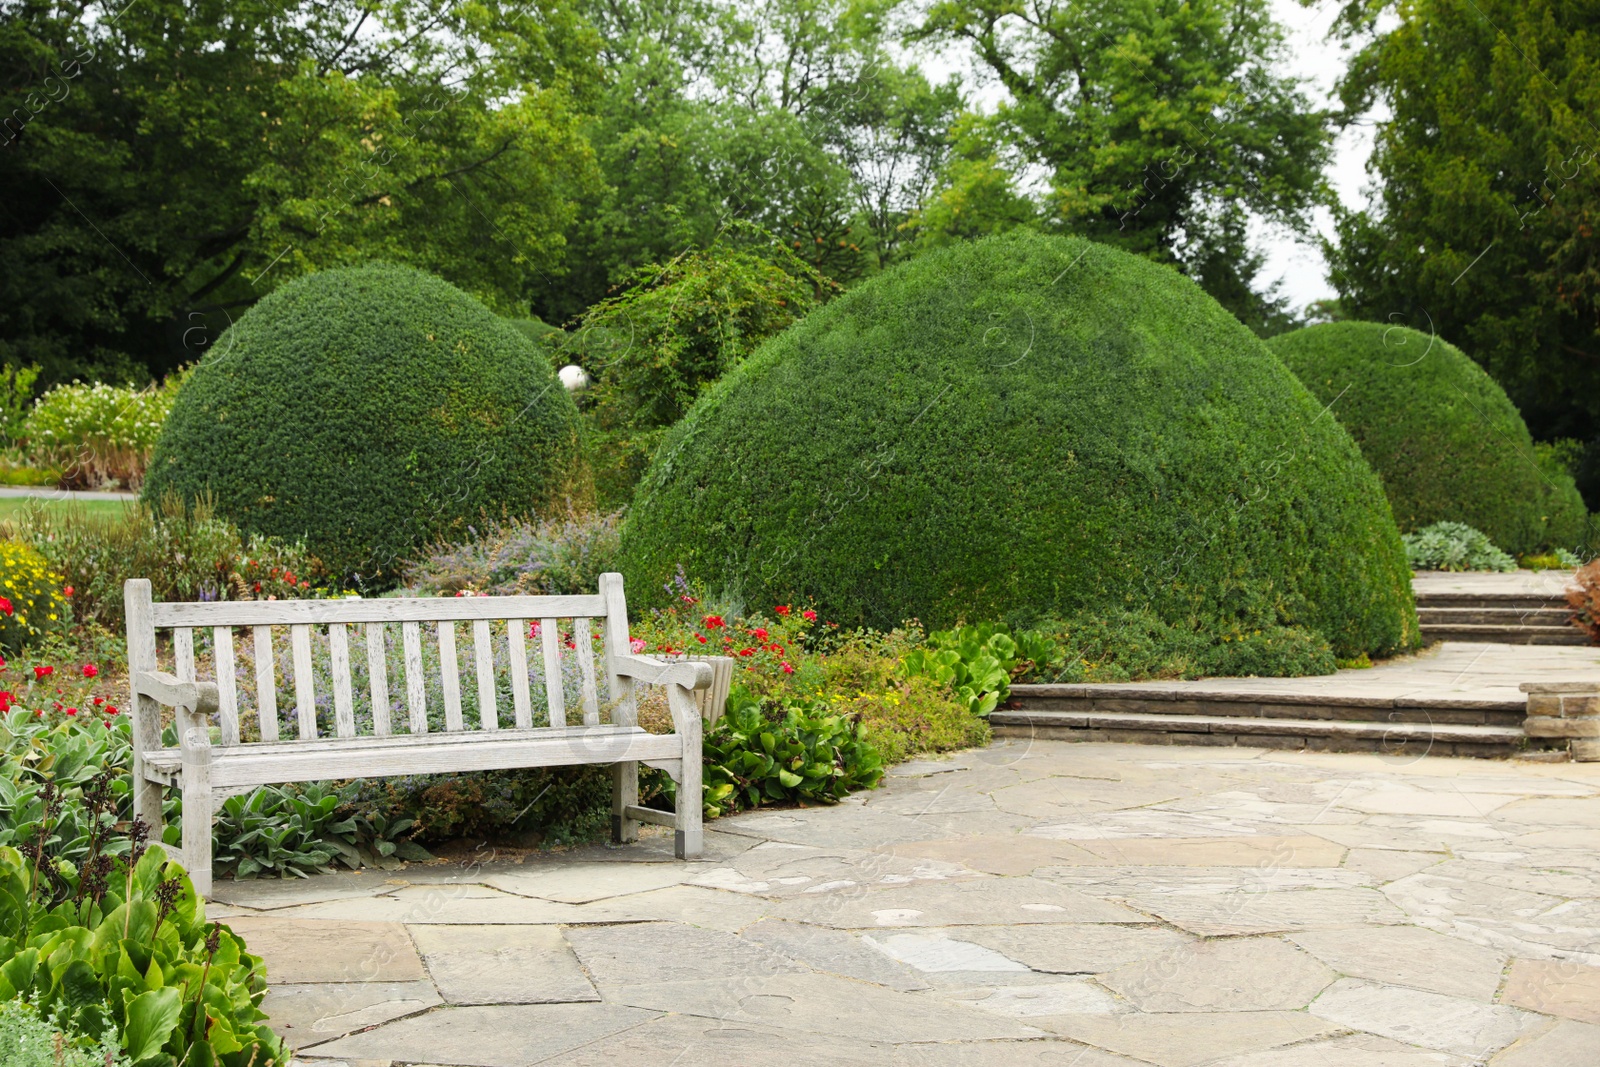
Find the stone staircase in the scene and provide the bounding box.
[991,684,1551,758]
[1415,588,1585,645]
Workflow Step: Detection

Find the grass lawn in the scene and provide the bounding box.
[0,495,133,526]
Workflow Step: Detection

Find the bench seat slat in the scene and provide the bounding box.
[150,594,607,628]
[254,625,278,741]
[213,627,240,746]
[541,618,565,727]
[329,623,355,738]
[508,621,532,729]
[473,619,497,730]
[403,621,427,734]
[291,624,317,740]
[367,623,391,737]
[439,621,463,731]
[141,726,679,788]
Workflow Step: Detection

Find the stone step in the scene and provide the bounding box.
[1008,684,1526,727]
[1419,623,1590,646]
[990,708,1540,759]
[1414,591,1571,610]
[1416,606,1574,626]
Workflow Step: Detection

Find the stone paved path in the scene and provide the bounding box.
[1011,640,1600,706]
[222,740,1600,1067]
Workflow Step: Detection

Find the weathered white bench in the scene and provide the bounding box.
[124,573,709,897]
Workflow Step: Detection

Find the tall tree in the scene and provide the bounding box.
[911,0,1330,332]
[0,0,600,383]
[1326,0,1600,494]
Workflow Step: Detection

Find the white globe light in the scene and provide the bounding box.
[558,364,590,391]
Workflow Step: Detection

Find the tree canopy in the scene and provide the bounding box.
[1326,0,1600,499]
[0,0,599,383]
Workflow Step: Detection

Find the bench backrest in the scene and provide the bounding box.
[124,573,639,747]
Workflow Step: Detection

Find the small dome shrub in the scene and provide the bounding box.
[621,232,1419,659]
[1268,321,1590,555]
[144,265,590,583]
[0,540,65,651]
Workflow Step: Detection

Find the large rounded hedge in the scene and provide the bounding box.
[145,264,590,583]
[620,232,1419,658]
[1268,322,1590,555]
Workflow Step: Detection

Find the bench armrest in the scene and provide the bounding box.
[612,654,713,692]
[135,670,219,716]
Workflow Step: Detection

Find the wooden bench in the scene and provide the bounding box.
[124,573,709,897]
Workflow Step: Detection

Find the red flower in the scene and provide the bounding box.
[703,615,725,629]
[751,627,769,641]
[802,609,817,622]
[33,666,52,680]
[0,654,6,669]
[781,661,795,674]
[283,572,296,584]
[737,647,756,657]
[63,585,74,597]
[0,691,11,711]
[0,598,11,616]
[774,605,791,616]
[65,707,77,716]
[300,580,310,589]
[81,664,98,678]
[92,697,103,706]
[253,582,262,593]
[106,705,118,715]
[696,634,707,644]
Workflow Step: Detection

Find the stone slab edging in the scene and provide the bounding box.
[1521,680,1600,761]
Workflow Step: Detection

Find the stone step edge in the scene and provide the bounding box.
[1008,683,1522,711]
[1414,593,1572,608]
[990,708,1527,744]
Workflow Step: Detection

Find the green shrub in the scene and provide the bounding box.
[342,766,616,847]
[0,364,41,447]
[571,235,827,506]
[0,999,128,1067]
[663,687,884,818]
[7,493,317,633]
[143,263,591,586]
[0,540,64,652]
[1402,521,1517,573]
[23,376,181,490]
[621,231,1419,660]
[1019,609,1337,683]
[404,510,622,596]
[0,844,287,1067]
[1269,322,1591,554]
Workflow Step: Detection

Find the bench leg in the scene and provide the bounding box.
[674,755,703,860]
[180,727,213,900]
[612,761,639,845]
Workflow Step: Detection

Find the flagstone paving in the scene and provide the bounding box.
[217,739,1600,1066]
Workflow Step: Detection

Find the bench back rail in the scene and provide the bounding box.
[133,584,636,747]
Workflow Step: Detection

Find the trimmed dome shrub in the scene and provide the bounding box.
[1268,321,1590,555]
[144,264,590,583]
[621,232,1419,659]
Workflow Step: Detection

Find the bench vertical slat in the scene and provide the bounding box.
[174,627,195,682]
[403,620,427,734]
[329,623,356,738]
[212,626,240,746]
[574,617,600,726]
[291,624,317,740]
[253,625,278,742]
[600,575,636,725]
[473,618,497,730]
[508,620,532,729]
[366,623,392,737]
[439,621,464,732]
[541,618,566,726]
